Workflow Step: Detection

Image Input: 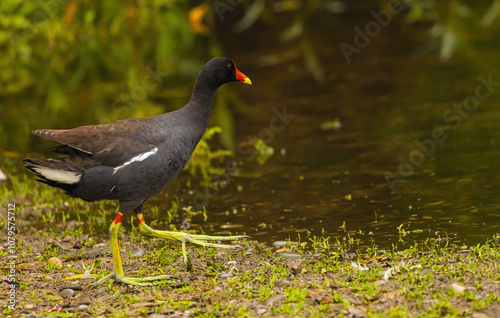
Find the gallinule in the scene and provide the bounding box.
[24,57,252,286]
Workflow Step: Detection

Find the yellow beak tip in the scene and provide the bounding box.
[243,77,252,85]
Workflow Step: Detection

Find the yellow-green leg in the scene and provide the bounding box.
[94,212,173,286]
[136,213,249,265]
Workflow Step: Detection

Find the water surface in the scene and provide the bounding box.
[193,8,500,249]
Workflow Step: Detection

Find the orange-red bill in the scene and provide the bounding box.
[235,66,252,84]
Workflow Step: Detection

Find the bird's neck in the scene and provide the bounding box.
[187,75,219,117]
[178,76,218,135]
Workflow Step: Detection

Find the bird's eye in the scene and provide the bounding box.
[227,64,233,70]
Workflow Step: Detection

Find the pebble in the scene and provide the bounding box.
[256,308,267,315]
[37,301,49,307]
[132,246,146,258]
[347,306,365,317]
[48,257,63,269]
[75,304,89,311]
[450,283,466,295]
[471,313,490,318]
[265,294,286,306]
[148,314,169,318]
[59,288,75,299]
[0,169,7,181]
[342,253,357,259]
[276,252,301,258]
[60,284,82,291]
[273,241,287,248]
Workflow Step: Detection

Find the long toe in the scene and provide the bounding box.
[189,234,251,241]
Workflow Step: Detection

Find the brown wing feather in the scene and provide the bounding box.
[33,127,103,155]
[32,119,160,166]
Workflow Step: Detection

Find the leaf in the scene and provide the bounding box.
[302,33,325,84]
[213,87,236,151]
[233,0,265,33]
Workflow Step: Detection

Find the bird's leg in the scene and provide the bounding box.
[94,212,173,286]
[136,213,249,265]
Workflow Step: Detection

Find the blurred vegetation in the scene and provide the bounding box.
[240,0,500,67]
[2,0,500,156]
[0,0,244,155]
[185,126,232,185]
[387,0,500,61]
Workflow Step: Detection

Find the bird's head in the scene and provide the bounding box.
[206,57,252,87]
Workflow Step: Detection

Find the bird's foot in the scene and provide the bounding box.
[167,232,251,265]
[94,272,174,287]
[139,224,250,264]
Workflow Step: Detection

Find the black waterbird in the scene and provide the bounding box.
[24,57,252,286]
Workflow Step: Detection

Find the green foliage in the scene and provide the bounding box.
[254,138,274,165]
[185,126,233,184]
[382,0,500,60]
[1,0,198,98]
[0,0,233,152]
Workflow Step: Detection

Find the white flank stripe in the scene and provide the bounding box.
[113,147,158,175]
[34,167,81,184]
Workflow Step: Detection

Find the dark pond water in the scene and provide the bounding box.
[182,7,500,249]
[7,4,500,251]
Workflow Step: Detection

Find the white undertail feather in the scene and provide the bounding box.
[32,166,82,184]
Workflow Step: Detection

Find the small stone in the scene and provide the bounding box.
[273,241,287,248]
[347,306,365,317]
[275,252,301,259]
[148,314,168,318]
[132,246,146,258]
[256,308,267,315]
[471,313,489,318]
[60,288,75,299]
[48,257,63,269]
[24,304,36,309]
[342,253,357,259]
[265,294,286,306]
[60,284,82,291]
[37,301,49,307]
[0,169,7,181]
[75,304,89,311]
[220,273,233,278]
[450,283,466,295]
[284,252,302,258]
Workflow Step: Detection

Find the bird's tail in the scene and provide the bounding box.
[23,158,83,191]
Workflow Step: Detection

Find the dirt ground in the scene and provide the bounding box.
[2,218,500,317]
